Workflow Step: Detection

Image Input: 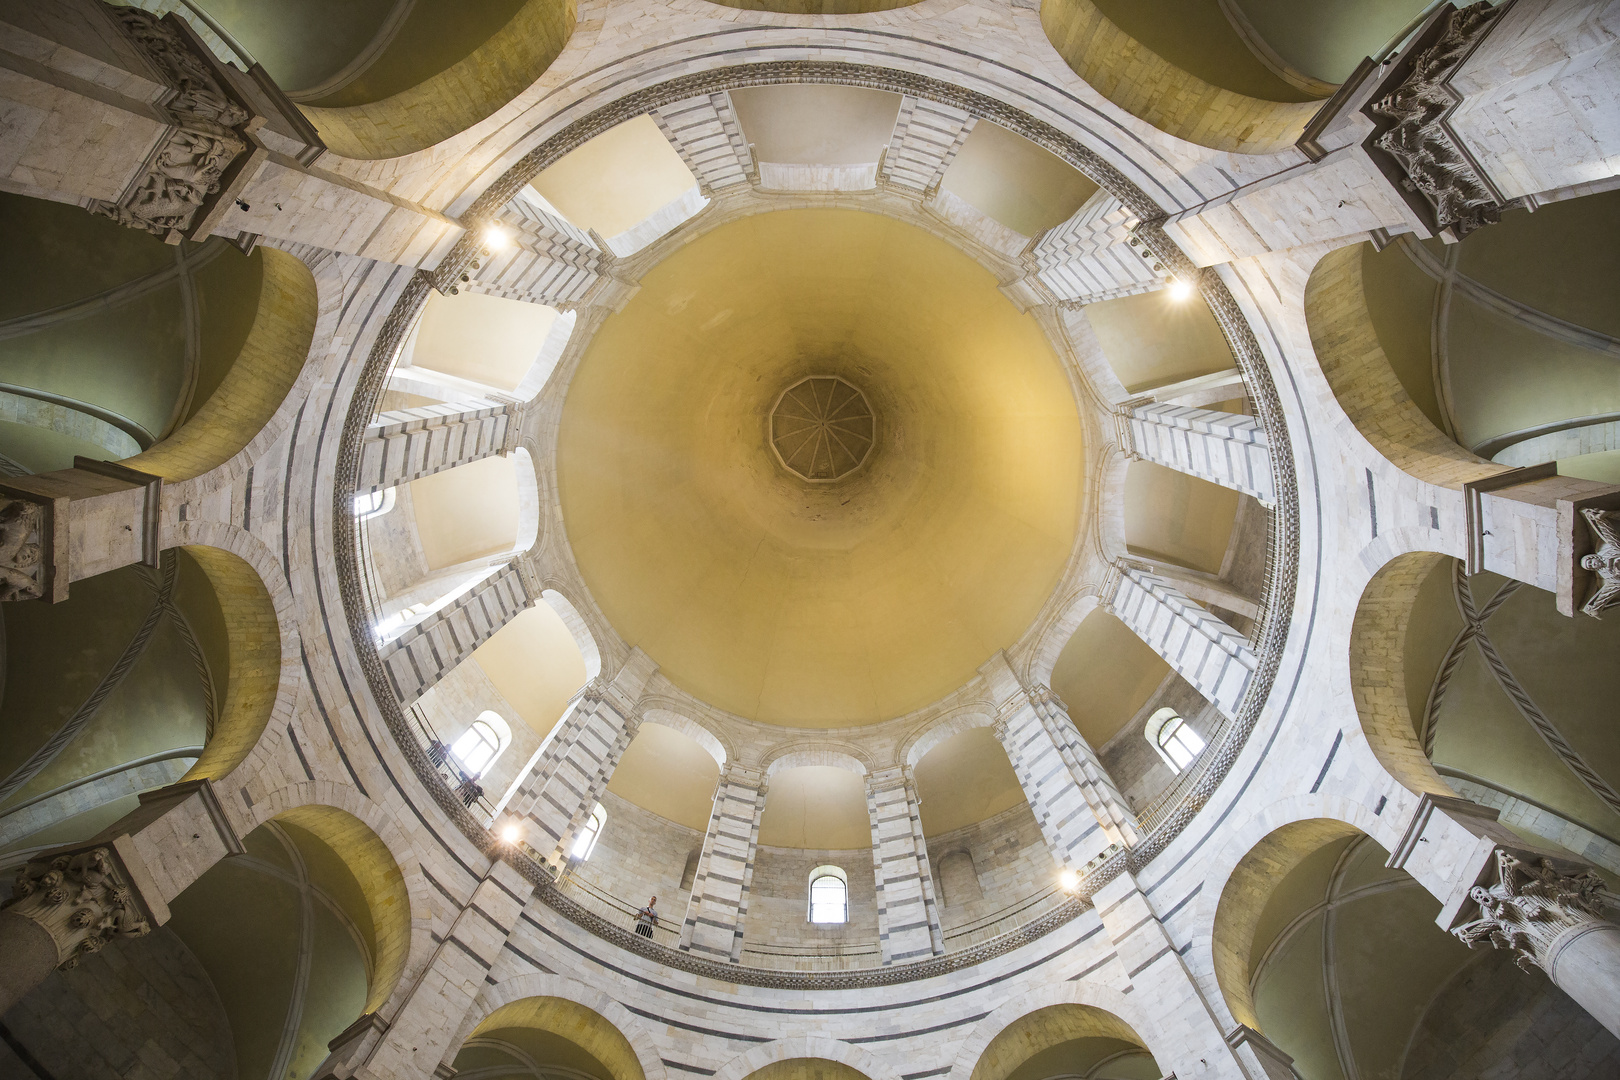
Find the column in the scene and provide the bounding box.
[1108,566,1259,721]
[0,458,162,602]
[1461,466,1620,616]
[1028,193,1163,304]
[651,93,755,193]
[319,858,532,1080]
[356,402,521,495]
[379,562,535,706]
[461,193,617,308]
[0,779,240,1013]
[982,655,1139,874]
[678,763,767,962]
[880,96,975,196]
[1119,402,1273,505]
[503,652,655,867]
[1389,792,1620,1038]
[866,766,944,964]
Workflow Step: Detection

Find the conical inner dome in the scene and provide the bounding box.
[557,209,1084,726]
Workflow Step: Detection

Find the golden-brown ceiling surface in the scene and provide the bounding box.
[558,209,1083,726]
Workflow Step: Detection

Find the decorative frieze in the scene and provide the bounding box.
[87,8,253,239]
[3,847,152,970]
[1366,1,1508,238]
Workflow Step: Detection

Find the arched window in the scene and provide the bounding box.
[571,803,606,860]
[808,865,848,924]
[1145,707,1206,774]
[353,487,396,520]
[450,711,510,776]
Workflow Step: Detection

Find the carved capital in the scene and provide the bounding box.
[2,847,152,969]
[1577,508,1620,618]
[87,9,252,239]
[0,495,46,602]
[1366,2,1507,238]
[1452,848,1609,972]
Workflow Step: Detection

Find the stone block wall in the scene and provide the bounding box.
[744,845,881,964]
[566,791,704,931]
[0,926,234,1080]
[923,802,1055,933]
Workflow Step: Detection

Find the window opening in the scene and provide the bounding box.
[1146,707,1206,774]
[572,803,606,860]
[354,488,396,520]
[450,711,509,776]
[808,865,848,924]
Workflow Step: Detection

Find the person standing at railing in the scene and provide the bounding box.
[635,897,659,939]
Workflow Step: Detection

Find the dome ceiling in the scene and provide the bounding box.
[558,208,1084,726]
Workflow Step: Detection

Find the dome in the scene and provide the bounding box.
[558,209,1083,724]
[3,2,1619,1079]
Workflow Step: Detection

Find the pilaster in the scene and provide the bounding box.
[1118,401,1273,505]
[357,402,522,495]
[379,563,535,706]
[1107,566,1258,721]
[866,766,943,964]
[679,763,767,962]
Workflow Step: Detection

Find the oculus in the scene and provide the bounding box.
[769,376,875,481]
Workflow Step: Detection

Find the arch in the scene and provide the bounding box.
[1189,789,1402,1035]
[1304,243,1506,490]
[123,248,317,483]
[173,542,287,785]
[901,707,996,772]
[763,746,870,777]
[270,803,415,1016]
[1040,0,1320,155]
[1349,551,1457,800]
[640,708,729,767]
[714,1038,894,1080]
[508,446,542,558]
[232,780,439,1025]
[1023,588,1104,690]
[459,973,667,1080]
[541,587,604,680]
[298,0,579,160]
[948,984,1164,1080]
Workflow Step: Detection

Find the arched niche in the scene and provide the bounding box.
[542,588,604,680]
[455,994,650,1080]
[1221,823,1619,1077]
[968,1002,1159,1080]
[604,721,723,833]
[114,807,414,1080]
[294,0,580,160]
[178,545,283,785]
[0,548,238,850]
[745,1060,872,1080]
[1305,242,1504,489]
[912,727,1025,840]
[123,247,316,482]
[1040,0,1320,155]
[1358,551,1620,854]
[1337,191,1620,485]
[0,194,314,481]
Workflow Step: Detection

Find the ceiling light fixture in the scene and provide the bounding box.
[1059,869,1079,892]
[500,822,521,843]
[482,224,511,251]
[1167,278,1195,302]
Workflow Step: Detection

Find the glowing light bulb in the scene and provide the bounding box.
[482,224,511,251]
[1167,278,1195,302]
[500,823,521,843]
[1060,869,1079,891]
